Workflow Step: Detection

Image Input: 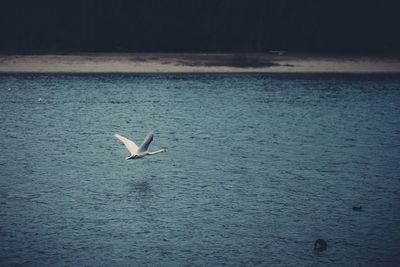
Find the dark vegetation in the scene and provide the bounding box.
[168,54,285,68]
[1,0,399,54]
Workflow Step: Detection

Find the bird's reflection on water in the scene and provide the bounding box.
[128,180,153,197]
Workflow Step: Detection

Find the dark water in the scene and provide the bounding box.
[1,74,400,266]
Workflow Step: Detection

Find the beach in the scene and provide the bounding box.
[1,53,400,74]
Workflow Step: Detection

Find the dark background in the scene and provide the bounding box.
[1,0,400,54]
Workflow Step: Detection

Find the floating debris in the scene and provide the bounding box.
[352,206,363,211]
[314,239,328,252]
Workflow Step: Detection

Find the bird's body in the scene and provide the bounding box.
[115,132,166,160]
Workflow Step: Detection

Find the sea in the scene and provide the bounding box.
[0,73,399,266]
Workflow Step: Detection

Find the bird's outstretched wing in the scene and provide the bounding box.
[115,134,138,156]
[138,132,154,153]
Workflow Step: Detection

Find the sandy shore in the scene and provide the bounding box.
[1,53,400,74]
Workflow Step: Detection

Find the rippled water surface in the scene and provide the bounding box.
[1,74,400,266]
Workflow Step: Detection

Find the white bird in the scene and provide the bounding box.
[114,132,166,160]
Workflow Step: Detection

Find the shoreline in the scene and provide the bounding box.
[1,53,400,74]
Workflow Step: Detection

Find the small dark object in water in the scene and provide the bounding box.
[314,239,328,251]
[352,206,362,211]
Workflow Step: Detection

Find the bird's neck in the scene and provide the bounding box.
[147,149,166,156]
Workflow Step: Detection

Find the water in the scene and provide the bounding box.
[1,74,400,266]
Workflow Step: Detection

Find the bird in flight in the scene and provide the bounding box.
[115,132,166,160]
